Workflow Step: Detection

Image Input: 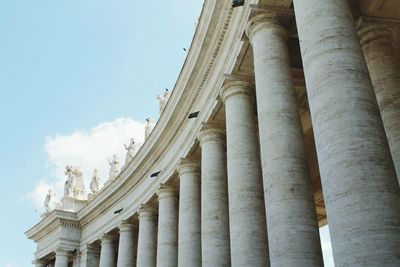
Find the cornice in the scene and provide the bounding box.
[78,0,232,220]
[78,0,246,244]
[76,0,225,224]
[26,210,79,241]
[30,0,250,246]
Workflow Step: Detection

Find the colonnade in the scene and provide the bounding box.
[38,1,400,266]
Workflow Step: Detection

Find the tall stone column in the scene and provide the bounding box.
[246,12,323,266]
[156,186,178,267]
[73,254,81,267]
[176,161,201,267]
[80,244,100,267]
[293,0,400,265]
[221,81,269,267]
[198,125,230,266]
[136,207,157,267]
[117,221,136,267]
[99,234,116,267]
[55,249,69,267]
[358,20,400,181]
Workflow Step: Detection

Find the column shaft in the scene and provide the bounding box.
[117,222,137,267]
[80,244,100,267]
[73,255,81,267]
[136,208,157,267]
[156,186,178,267]
[177,161,201,267]
[198,127,230,266]
[293,0,400,265]
[55,250,69,267]
[99,235,116,267]
[221,82,269,267]
[247,14,323,266]
[359,22,400,181]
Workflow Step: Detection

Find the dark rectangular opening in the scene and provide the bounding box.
[188,111,200,119]
[114,208,123,214]
[232,0,244,7]
[151,171,161,178]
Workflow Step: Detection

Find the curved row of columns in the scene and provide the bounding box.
[292,0,400,265]
[246,11,324,266]
[36,1,400,266]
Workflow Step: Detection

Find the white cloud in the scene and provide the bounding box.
[3,261,22,267]
[24,181,53,213]
[25,117,145,212]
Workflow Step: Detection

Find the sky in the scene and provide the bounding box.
[0,0,333,266]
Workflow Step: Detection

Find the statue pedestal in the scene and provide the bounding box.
[61,196,87,212]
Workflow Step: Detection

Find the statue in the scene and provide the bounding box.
[64,166,75,197]
[145,116,156,140]
[157,89,171,115]
[63,165,86,199]
[108,155,120,180]
[157,95,166,114]
[163,88,171,102]
[43,189,61,215]
[72,167,86,199]
[90,169,101,194]
[124,137,137,165]
[44,189,54,213]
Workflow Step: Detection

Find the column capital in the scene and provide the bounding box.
[119,220,136,232]
[55,248,69,257]
[220,75,255,102]
[101,233,115,244]
[246,6,293,42]
[177,159,200,176]
[138,205,157,219]
[33,259,47,267]
[198,123,226,145]
[80,243,100,255]
[156,185,176,200]
[357,17,398,47]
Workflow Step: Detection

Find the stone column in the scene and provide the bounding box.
[358,20,400,181]
[55,249,69,267]
[136,207,157,267]
[156,186,178,267]
[99,234,116,267]
[117,221,136,267]
[197,125,230,266]
[293,0,400,265]
[176,161,201,267]
[80,244,100,267]
[73,254,81,267]
[246,12,323,266]
[220,81,269,267]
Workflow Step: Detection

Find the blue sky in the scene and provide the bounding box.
[0,0,333,266]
